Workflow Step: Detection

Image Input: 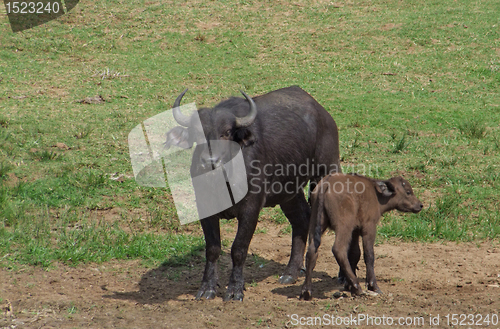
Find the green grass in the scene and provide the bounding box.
[67,305,78,315]
[29,149,62,161]
[0,162,14,180]
[0,209,204,267]
[391,133,412,154]
[458,119,487,139]
[380,193,500,242]
[0,0,499,267]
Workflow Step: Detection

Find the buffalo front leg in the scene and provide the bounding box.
[279,191,310,284]
[196,216,221,300]
[362,226,382,294]
[223,208,260,301]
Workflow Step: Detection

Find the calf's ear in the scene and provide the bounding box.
[164,126,192,149]
[375,180,395,197]
[234,128,256,147]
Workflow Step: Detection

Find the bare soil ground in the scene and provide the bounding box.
[1,223,499,329]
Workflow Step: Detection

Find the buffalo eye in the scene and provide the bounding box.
[221,129,231,138]
[406,190,411,196]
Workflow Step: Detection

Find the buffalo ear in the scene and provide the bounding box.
[234,128,256,147]
[375,180,395,197]
[164,126,192,149]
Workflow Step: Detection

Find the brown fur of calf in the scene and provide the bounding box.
[300,173,423,300]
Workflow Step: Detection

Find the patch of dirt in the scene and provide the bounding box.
[51,142,70,150]
[1,223,499,328]
[76,95,106,104]
[379,23,403,31]
[4,172,19,188]
[45,86,70,99]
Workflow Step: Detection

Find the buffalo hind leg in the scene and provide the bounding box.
[332,227,363,296]
[223,206,260,301]
[300,207,328,300]
[279,191,310,284]
[196,216,221,300]
[300,235,320,300]
[337,230,361,286]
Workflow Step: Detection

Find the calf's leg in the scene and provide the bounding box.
[348,231,361,275]
[332,227,363,296]
[337,231,361,285]
[300,207,328,300]
[300,234,320,300]
[362,226,382,294]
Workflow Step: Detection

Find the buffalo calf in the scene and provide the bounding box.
[300,174,423,300]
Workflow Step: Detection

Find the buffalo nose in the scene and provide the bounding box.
[412,202,424,213]
[201,156,222,169]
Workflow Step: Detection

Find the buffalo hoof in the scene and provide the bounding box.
[337,276,346,285]
[278,275,296,284]
[223,291,244,302]
[367,282,383,295]
[345,283,363,296]
[368,288,383,295]
[300,290,312,301]
[363,290,382,297]
[350,288,364,296]
[195,288,217,300]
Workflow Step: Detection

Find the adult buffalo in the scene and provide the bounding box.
[165,86,340,301]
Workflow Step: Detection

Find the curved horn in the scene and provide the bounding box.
[172,88,191,127]
[236,90,257,128]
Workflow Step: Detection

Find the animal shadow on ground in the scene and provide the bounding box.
[104,249,334,303]
[271,273,347,300]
